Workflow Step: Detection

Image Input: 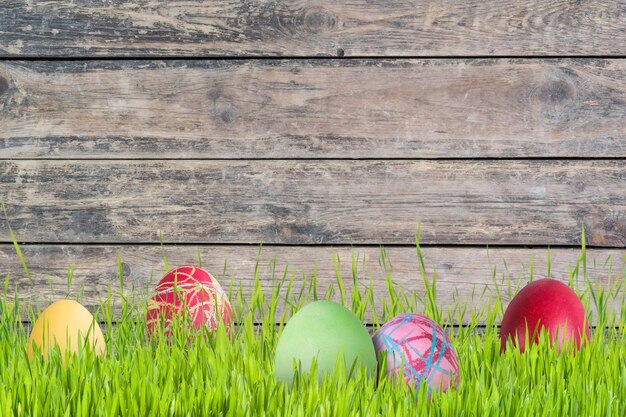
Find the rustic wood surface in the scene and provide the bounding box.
[0,1,624,57]
[1,160,624,246]
[1,245,623,323]
[1,59,625,159]
[2,1,625,322]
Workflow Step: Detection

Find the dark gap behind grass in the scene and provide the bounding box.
[0,241,621,250]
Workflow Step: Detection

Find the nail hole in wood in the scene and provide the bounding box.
[220,109,237,123]
[0,77,8,96]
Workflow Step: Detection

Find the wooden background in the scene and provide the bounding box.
[0,1,624,322]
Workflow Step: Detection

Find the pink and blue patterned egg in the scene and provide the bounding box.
[373,313,459,395]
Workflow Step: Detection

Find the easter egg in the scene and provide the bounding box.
[27,299,106,362]
[146,265,232,339]
[373,313,460,394]
[274,301,376,382]
[500,278,590,353]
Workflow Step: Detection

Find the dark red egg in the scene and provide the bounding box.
[500,278,590,353]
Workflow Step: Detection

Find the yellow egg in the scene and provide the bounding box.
[27,300,106,362]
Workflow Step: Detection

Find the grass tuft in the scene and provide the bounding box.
[0,235,624,416]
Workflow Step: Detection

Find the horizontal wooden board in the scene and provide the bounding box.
[0,1,624,57]
[1,59,625,159]
[1,160,624,246]
[1,245,623,323]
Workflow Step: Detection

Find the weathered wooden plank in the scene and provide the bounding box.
[1,59,625,159]
[1,160,624,246]
[1,245,623,323]
[0,1,624,57]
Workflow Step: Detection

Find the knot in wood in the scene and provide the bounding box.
[300,7,336,34]
[120,262,132,277]
[538,79,574,105]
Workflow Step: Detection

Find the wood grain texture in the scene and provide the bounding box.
[1,59,625,159]
[1,160,625,246]
[0,1,624,57]
[2,245,623,323]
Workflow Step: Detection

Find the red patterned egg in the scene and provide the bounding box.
[146,265,232,339]
[373,313,460,395]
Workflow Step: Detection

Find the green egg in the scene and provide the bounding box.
[274,300,376,382]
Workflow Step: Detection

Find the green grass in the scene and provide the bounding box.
[1,237,625,416]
